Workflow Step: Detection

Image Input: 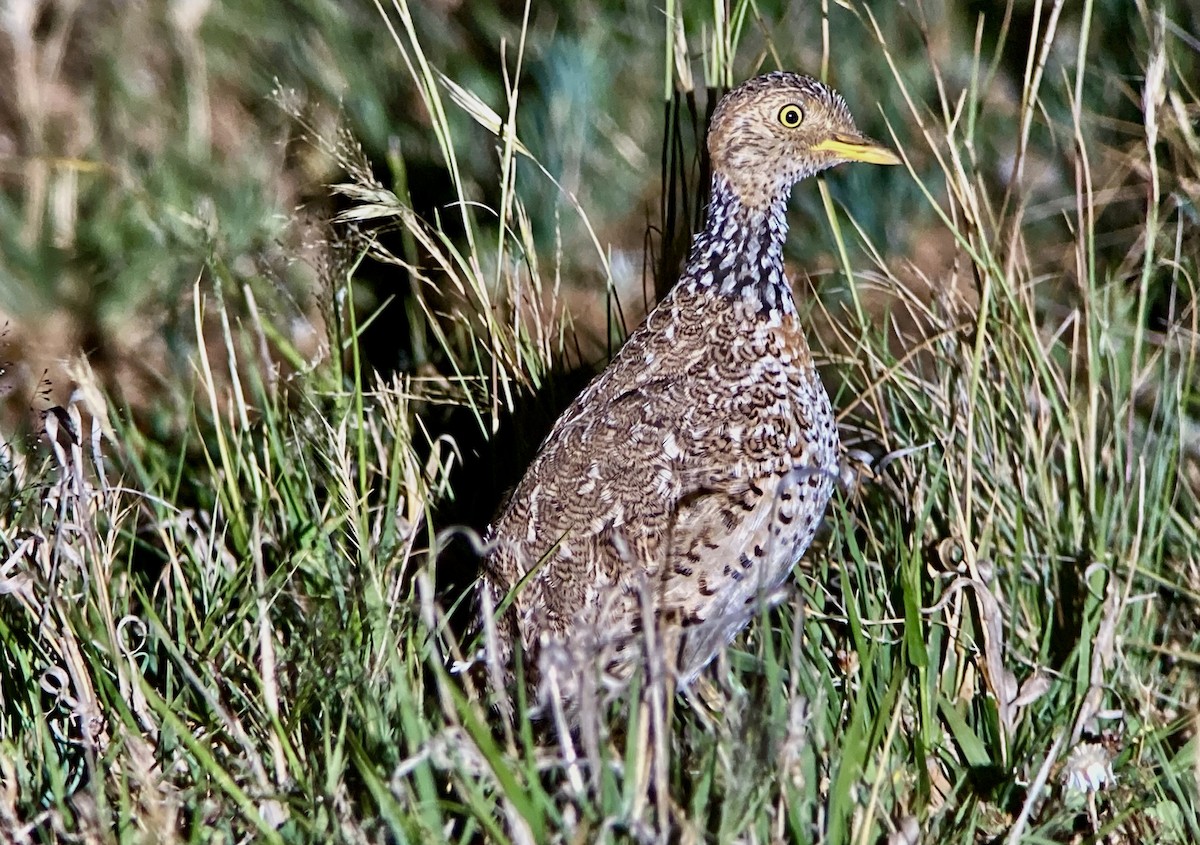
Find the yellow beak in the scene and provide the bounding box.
[812,132,901,165]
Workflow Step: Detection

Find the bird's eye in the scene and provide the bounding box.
[778,104,804,128]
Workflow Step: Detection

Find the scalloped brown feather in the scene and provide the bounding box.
[480,71,895,708]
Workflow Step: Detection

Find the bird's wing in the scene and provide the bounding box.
[488,367,767,591]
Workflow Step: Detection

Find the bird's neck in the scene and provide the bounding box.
[680,172,797,319]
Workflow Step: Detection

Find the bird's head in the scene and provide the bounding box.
[707,71,900,210]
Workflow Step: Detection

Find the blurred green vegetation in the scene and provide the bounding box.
[2,0,1194,391]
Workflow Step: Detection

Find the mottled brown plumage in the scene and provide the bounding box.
[481,71,898,706]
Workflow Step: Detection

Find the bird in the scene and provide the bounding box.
[479,71,899,708]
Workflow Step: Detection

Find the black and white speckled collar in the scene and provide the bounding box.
[680,172,796,320]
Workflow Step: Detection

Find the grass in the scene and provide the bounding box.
[1,0,1198,842]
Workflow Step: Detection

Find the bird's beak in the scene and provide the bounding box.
[812,132,901,165]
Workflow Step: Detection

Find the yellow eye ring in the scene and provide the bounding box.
[778,104,804,128]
